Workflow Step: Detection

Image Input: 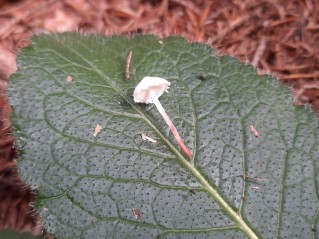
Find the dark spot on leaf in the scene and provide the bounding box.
[197,74,206,81]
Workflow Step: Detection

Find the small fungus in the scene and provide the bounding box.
[133,77,192,158]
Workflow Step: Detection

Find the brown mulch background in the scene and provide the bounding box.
[0,0,318,237]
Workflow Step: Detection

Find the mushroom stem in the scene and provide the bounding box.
[150,90,192,159]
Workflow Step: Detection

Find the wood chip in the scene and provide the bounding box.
[249,125,260,137]
[93,124,102,137]
[141,133,156,143]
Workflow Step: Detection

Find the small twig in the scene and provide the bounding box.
[271,64,310,71]
[270,17,297,27]
[126,50,132,80]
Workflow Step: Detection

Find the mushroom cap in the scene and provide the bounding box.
[133,76,170,104]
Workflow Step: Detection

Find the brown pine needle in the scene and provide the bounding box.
[126,50,132,80]
[282,73,319,80]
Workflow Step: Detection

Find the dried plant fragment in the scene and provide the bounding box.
[132,208,141,219]
[141,133,156,143]
[93,124,102,137]
[249,124,260,137]
[126,50,132,80]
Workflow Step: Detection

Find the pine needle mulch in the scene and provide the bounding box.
[0,0,318,236]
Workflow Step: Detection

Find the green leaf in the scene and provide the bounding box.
[0,230,39,239]
[8,33,319,239]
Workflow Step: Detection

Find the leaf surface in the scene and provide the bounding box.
[0,230,39,239]
[9,33,319,239]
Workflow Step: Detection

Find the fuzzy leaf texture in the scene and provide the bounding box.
[0,230,39,239]
[8,33,319,239]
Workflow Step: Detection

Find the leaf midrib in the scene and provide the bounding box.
[50,37,259,239]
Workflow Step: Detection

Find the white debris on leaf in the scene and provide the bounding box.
[66,75,73,82]
[141,133,157,143]
[133,76,170,104]
[249,124,260,137]
[93,124,102,137]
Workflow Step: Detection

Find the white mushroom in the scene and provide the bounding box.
[133,76,192,158]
